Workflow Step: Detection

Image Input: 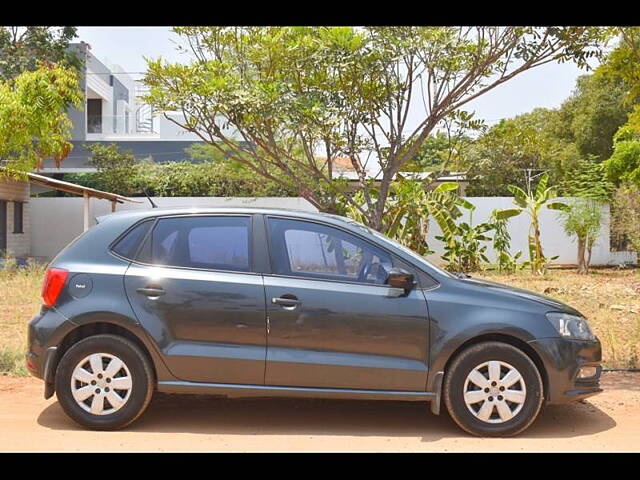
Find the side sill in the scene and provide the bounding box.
[157,381,435,402]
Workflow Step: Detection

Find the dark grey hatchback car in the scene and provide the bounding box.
[26,208,602,436]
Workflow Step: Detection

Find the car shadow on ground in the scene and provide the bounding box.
[37,393,617,441]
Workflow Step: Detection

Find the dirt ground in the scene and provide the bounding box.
[0,371,638,452]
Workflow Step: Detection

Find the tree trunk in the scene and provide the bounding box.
[577,238,587,275]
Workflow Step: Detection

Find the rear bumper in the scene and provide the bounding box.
[26,307,76,396]
[528,337,603,404]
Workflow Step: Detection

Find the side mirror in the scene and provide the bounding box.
[385,268,415,294]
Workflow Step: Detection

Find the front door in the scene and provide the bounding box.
[124,215,267,385]
[263,217,430,391]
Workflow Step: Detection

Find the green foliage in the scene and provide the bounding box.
[143,26,612,230]
[464,109,577,196]
[136,161,295,198]
[559,198,603,273]
[597,27,640,104]
[489,209,523,273]
[66,143,296,198]
[465,48,636,197]
[506,173,569,275]
[560,156,613,200]
[598,28,640,187]
[0,64,82,174]
[86,143,137,194]
[342,175,469,256]
[403,116,480,173]
[556,72,634,162]
[611,183,640,253]
[604,115,640,186]
[435,207,493,273]
[0,27,81,80]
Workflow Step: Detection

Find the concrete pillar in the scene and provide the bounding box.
[83,192,91,231]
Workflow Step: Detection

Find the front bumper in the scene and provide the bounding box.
[528,336,603,404]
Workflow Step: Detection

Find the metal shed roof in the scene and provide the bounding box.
[23,171,141,205]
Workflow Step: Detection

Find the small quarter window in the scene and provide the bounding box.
[112,220,153,260]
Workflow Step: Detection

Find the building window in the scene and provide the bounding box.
[87,98,103,133]
[13,201,24,234]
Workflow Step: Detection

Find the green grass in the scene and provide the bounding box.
[0,260,46,376]
[477,268,640,369]
[0,347,28,376]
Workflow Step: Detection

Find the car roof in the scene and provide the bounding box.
[97,207,359,229]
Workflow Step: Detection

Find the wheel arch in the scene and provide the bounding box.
[441,333,550,401]
[47,319,174,395]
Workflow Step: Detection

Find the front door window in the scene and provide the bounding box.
[269,217,392,285]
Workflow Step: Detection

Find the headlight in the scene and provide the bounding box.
[546,312,595,341]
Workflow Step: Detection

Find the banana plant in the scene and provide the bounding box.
[506,172,569,275]
[435,208,494,273]
[343,173,471,256]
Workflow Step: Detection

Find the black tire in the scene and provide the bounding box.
[443,341,544,437]
[55,334,154,430]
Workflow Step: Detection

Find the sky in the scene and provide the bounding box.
[75,26,595,128]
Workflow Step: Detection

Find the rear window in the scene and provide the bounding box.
[137,216,251,272]
[111,220,153,260]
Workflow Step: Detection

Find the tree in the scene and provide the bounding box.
[144,26,611,232]
[464,109,577,196]
[0,27,81,80]
[86,143,137,194]
[559,198,603,274]
[597,27,640,103]
[0,64,82,174]
[403,118,479,173]
[610,183,640,254]
[560,156,613,200]
[604,114,640,186]
[554,73,634,162]
[506,173,569,275]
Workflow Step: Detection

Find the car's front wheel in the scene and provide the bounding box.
[443,341,544,437]
[55,334,154,430]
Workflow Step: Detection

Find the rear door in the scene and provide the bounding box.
[123,214,267,385]
[263,216,431,391]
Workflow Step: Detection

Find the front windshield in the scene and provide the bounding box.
[335,215,456,279]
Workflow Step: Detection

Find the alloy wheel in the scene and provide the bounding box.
[70,353,133,416]
[463,360,526,424]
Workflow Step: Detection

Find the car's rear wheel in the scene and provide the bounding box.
[55,334,154,430]
[443,341,544,437]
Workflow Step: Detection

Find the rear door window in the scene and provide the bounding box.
[139,216,252,272]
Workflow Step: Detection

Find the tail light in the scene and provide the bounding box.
[41,268,69,307]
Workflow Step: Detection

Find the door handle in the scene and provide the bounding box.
[137,287,166,297]
[272,296,300,309]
